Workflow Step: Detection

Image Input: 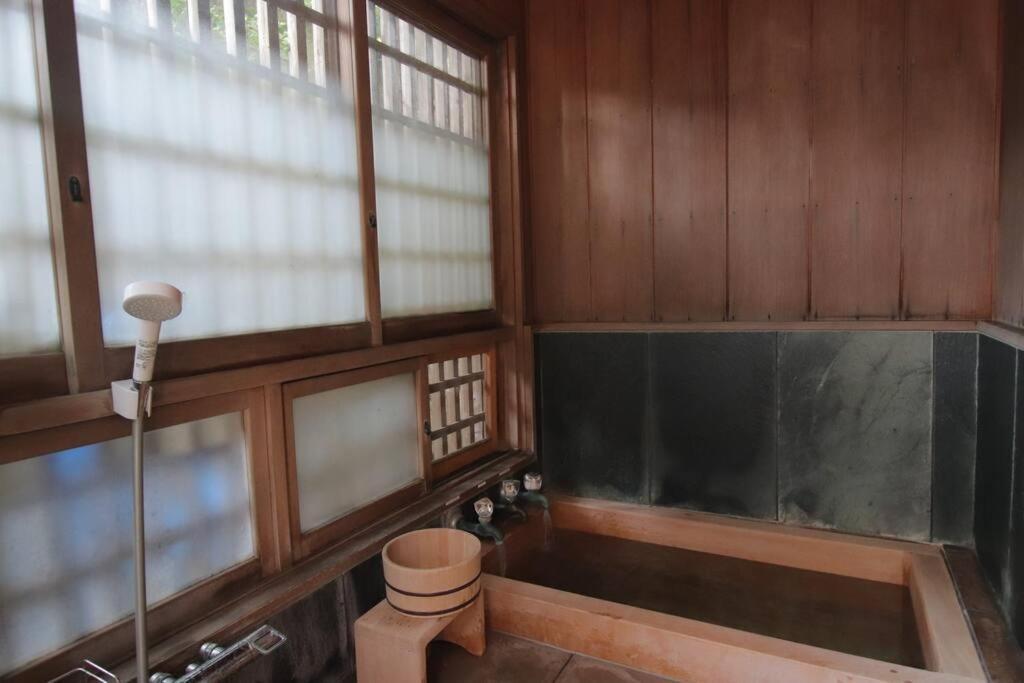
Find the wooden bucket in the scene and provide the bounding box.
[382,528,482,618]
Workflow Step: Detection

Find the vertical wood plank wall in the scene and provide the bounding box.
[526,0,1001,323]
[996,0,1024,328]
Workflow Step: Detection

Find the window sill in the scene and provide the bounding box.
[112,448,535,680]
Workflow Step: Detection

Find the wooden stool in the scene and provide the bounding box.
[354,594,486,682]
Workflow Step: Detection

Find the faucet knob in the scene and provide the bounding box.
[199,642,224,660]
[474,497,495,524]
[500,479,521,503]
[524,472,542,492]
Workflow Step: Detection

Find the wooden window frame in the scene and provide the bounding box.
[0,388,276,683]
[339,0,503,342]
[1,0,511,404]
[281,357,431,560]
[426,344,499,481]
[0,0,527,675]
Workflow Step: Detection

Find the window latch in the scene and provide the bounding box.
[423,420,431,437]
[368,210,377,229]
[68,176,84,202]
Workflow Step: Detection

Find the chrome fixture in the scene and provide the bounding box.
[48,660,118,683]
[111,281,183,683]
[147,625,285,683]
[500,479,521,502]
[519,472,549,510]
[474,497,495,525]
[446,497,504,544]
[495,479,526,521]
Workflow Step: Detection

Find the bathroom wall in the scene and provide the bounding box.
[526,0,1000,323]
[995,0,1024,328]
[535,330,978,544]
[972,334,1024,645]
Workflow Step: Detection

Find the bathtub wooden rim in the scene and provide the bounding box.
[482,495,985,683]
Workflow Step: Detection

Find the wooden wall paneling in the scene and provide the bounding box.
[435,0,523,39]
[526,0,591,322]
[585,0,654,322]
[809,0,904,319]
[996,0,1024,327]
[901,0,999,319]
[727,0,812,321]
[651,0,728,322]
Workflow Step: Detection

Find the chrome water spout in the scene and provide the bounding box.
[495,479,527,521]
[518,472,549,510]
[450,497,504,544]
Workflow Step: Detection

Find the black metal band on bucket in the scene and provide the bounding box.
[385,588,481,617]
[384,569,482,598]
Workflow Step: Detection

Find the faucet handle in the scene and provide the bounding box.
[474,497,495,524]
[524,472,543,492]
[500,479,521,503]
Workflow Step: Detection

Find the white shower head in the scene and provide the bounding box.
[123,281,182,383]
[123,281,182,322]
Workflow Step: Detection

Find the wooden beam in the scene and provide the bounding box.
[382,309,501,344]
[102,321,373,385]
[32,0,106,392]
[533,320,979,333]
[346,0,384,345]
[0,327,514,437]
[977,320,1024,351]
[0,353,69,406]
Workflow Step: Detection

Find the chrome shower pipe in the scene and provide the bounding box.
[133,382,150,683]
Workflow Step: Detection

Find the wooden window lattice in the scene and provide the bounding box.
[427,353,487,461]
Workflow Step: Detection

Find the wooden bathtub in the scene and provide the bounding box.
[481,496,984,683]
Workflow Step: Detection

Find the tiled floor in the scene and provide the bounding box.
[427,631,673,682]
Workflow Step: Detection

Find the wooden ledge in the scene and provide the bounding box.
[977,321,1024,352]
[0,327,514,437]
[484,575,979,683]
[104,450,534,682]
[549,495,939,585]
[533,321,979,333]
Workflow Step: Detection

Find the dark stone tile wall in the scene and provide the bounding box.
[536,330,979,543]
[1012,356,1024,640]
[975,336,1017,598]
[226,555,385,682]
[649,333,777,519]
[778,332,932,540]
[536,333,650,503]
[933,333,980,545]
[225,580,352,683]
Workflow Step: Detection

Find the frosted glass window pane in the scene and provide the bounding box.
[292,372,420,531]
[0,413,253,674]
[367,2,494,317]
[74,0,365,345]
[0,0,61,356]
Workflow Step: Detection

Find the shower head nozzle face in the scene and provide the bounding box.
[122,281,182,322]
